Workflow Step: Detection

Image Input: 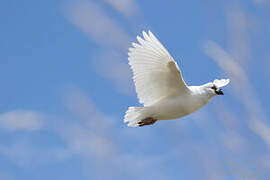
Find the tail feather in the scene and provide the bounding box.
[124,107,147,127]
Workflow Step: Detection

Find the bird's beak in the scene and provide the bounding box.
[215,89,224,95]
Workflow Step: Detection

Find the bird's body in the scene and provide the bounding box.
[143,87,210,120]
[124,30,230,127]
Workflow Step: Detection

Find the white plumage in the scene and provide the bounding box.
[124,30,230,127]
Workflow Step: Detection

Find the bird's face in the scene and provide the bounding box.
[211,84,224,95]
[204,83,224,96]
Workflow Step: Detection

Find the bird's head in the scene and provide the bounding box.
[202,79,230,97]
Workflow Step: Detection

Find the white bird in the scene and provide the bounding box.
[124,30,230,127]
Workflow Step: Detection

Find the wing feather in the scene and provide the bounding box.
[128,31,188,106]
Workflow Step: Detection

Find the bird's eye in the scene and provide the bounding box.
[211,86,217,90]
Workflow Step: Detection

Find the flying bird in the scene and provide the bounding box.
[124,30,230,127]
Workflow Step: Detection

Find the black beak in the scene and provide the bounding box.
[215,89,224,95]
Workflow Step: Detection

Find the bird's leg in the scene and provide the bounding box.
[138,117,157,127]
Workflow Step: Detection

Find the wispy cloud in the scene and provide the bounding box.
[90,50,134,94]
[0,87,171,179]
[0,140,72,168]
[102,0,138,17]
[226,6,250,65]
[0,172,13,180]
[64,1,131,51]
[63,0,137,95]
[58,87,171,179]
[0,110,44,132]
[204,41,270,149]
[253,0,269,5]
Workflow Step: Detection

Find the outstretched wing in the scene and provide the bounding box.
[213,79,230,88]
[128,30,188,106]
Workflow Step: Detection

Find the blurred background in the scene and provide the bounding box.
[1,0,270,179]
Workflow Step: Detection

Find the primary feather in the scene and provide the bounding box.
[128,30,188,106]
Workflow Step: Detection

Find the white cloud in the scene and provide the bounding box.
[0,110,44,132]
[0,140,72,168]
[64,1,131,50]
[253,0,269,5]
[203,41,270,150]
[62,87,116,157]
[102,0,138,17]
[204,41,245,83]
[0,172,14,180]
[59,123,116,159]
[91,50,134,95]
[220,131,246,153]
[59,87,172,179]
[226,7,250,65]
[63,1,139,95]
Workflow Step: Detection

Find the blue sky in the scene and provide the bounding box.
[1,0,270,179]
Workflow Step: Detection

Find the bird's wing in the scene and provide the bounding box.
[213,79,230,88]
[128,30,188,106]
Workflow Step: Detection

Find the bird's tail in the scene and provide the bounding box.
[124,107,149,127]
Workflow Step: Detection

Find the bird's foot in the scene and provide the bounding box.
[138,117,157,127]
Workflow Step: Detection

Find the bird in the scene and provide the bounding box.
[124,30,230,127]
